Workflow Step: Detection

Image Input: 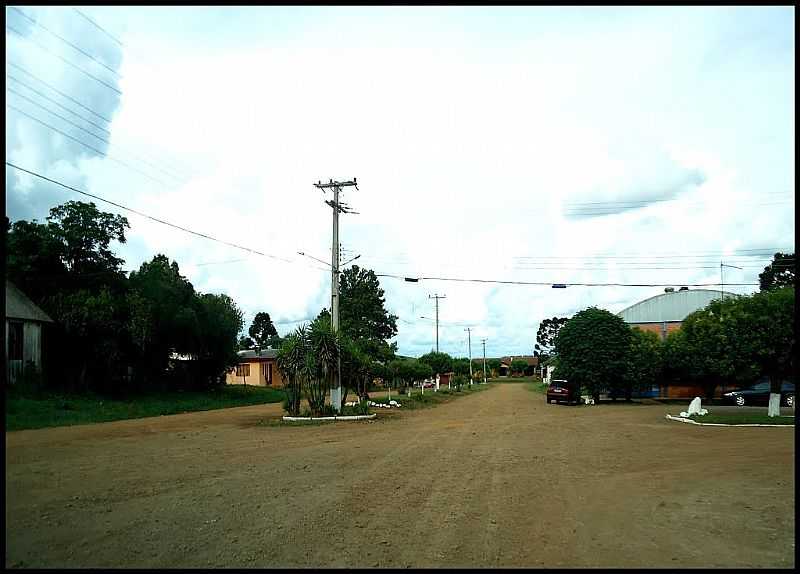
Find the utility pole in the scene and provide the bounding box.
[314,177,358,412]
[429,294,446,353]
[481,338,487,384]
[464,327,473,385]
[720,261,742,301]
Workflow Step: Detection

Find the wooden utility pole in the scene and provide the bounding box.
[314,177,358,412]
[429,294,446,352]
[464,327,473,385]
[481,338,487,384]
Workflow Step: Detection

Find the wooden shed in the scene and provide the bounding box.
[5,281,54,385]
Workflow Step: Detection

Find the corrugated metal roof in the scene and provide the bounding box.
[237,348,278,360]
[617,289,738,323]
[5,281,53,323]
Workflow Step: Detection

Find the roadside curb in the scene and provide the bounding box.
[665,414,794,427]
[282,414,377,422]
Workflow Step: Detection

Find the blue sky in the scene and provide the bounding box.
[5,6,795,358]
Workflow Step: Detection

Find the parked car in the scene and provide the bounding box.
[547,379,580,405]
[721,379,795,407]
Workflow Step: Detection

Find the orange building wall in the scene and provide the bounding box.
[226,359,286,388]
[630,321,683,341]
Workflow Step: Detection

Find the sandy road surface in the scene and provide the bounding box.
[5,383,795,568]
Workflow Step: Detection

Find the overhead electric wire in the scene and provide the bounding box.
[7,73,112,135]
[73,7,124,48]
[5,162,299,265]
[564,190,790,207]
[7,62,113,123]
[7,88,187,184]
[375,272,758,288]
[6,23,121,95]
[7,103,176,188]
[10,7,120,77]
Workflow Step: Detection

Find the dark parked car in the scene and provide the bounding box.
[721,379,795,407]
[547,379,580,405]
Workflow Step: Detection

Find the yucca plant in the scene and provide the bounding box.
[307,318,340,416]
[276,328,308,416]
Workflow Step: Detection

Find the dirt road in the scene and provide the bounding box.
[5,383,795,568]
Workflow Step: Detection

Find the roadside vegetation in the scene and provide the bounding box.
[6,384,283,431]
[368,382,493,411]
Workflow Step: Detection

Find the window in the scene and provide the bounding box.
[235,364,250,377]
[261,362,273,385]
[8,321,23,361]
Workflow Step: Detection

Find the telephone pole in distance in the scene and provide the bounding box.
[481,338,487,384]
[464,327,473,384]
[429,293,446,353]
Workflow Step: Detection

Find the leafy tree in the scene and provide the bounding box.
[238,335,255,350]
[338,265,398,363]
[486,358,502,377]
[535,316,569,358]
[249,312,280,348]
[759,252,795,292]
[193,293,243,389]
[719,287,795,415]
[554,307,632,403]
[419,351,453,375]
[452,357,471,377]
[510,359,529,376]
[620,328,663,401]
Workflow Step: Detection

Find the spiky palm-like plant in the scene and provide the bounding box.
[276,327,309,415]
[307,318,340,415]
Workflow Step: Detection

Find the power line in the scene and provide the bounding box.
[7,62,113,123]
[7,103,177,188]
[563,190,790,208]
[6,23,121,95]
[5,162,299,265]
[10,7,120,77]
[8,88,187,184]
[7,73,112,135]
[73,8,124,48]
[376,272,758,288]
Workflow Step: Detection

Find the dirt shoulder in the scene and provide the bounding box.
[5,383,794,568]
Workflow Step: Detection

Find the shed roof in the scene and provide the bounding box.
[617,289,737,323]
[6,281,53,323]
[237,348,279,360]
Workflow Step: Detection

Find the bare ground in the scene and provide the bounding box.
[4,383,795,568]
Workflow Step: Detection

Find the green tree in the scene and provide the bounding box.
[535,316,569,358]
[249,311,280,348]
[486,358,502,377]
[759,252,795,292]
[419,351,453,376]
[238,335,255,350]
[338,265,398,363]
[720,287,795,415]
[307,314,340,415]
[555,307,632,403]
[452,357,471,377]
[621,328,663,401]
[193,293,243,389]
[510,359,529,376]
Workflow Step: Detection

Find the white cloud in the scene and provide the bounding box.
[6,6,794,357]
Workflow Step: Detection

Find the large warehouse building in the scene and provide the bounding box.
[617,288,739,399]
[617,288,737,341]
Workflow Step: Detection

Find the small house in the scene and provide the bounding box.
[225,348,285,387]
[5,281,54,385]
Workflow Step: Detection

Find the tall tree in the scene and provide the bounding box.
[759,252,795,292]
[338,265,398,363]
[419,351,453,376]
[621,328,663,401]
[555,307,632,403]
[248,312,280,347]
[535,317,569,358]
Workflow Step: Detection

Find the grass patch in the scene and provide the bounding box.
[687,412,795,426]
[5,384,285,431]
[370,383,492,410]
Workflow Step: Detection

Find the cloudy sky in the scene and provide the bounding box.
[5,6,795,358]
